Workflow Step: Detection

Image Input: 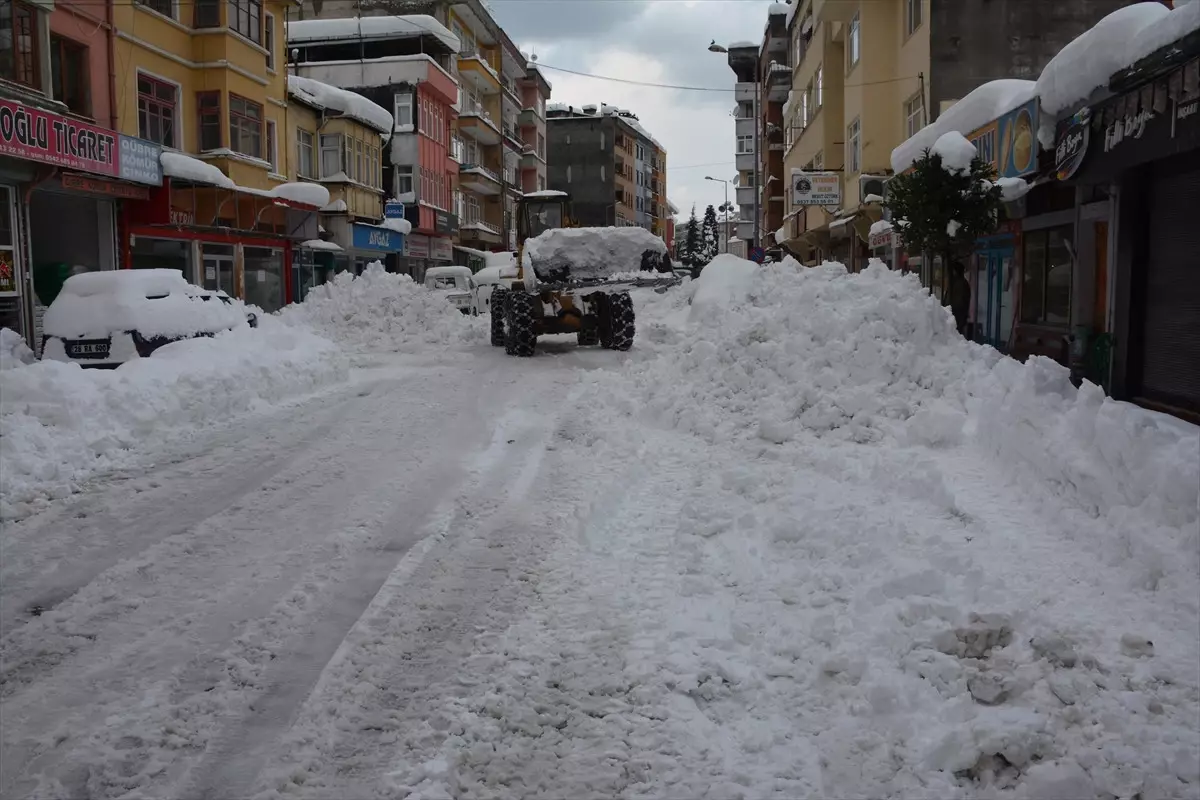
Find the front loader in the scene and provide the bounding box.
[490,191,680,357]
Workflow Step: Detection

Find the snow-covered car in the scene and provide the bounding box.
[423,266,476,315]
[470,263,518,315]
[41,269,258,368]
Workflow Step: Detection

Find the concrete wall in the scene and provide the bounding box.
[546,116,615,227]
[929,0,1133,116]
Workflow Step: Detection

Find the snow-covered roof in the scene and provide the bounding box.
[1036,1,1198,119]
[288,75,393,134]
[768,2,788,15]
[524,190,568,199]
[160,151,330,208]
[529,63,553,91]
[381,217,412,235]
[286,15,459,53]
[727,40,757,49]
[890,80,1036,174]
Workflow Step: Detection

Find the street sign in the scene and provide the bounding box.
[384,201,405,219]
[792,171,841,206]
[750,247,765,263]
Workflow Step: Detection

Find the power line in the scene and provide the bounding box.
[667,160,735,170]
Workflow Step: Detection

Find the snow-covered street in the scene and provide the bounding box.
[2,263,1198,799]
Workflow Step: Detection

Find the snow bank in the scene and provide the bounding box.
[932,131,977,173]
[288,75,393,133]
[1036,2,1199,118]
[524,226,668,283]
[278,262,484,353]
[0,318,344,520]
[1,327,35,370]
[892,80,1036,174]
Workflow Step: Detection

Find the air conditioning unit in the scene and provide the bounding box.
[859,174,889,203]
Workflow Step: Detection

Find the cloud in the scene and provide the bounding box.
[491,0,776,223]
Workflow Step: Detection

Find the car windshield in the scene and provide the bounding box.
[525,202,562,238]
[430,277,459,290]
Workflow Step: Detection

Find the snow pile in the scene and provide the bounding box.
[932,131,978,174]
[1036,1,1198,118]
[0,318,344,519]
[688,253,758,318]
[524,226,668,283]
[892,80,1036,173]
[268,182,331,208]
[288,75,393,133]
[42,269,250,340]
[1,327,35,370]
[279,262,484,353]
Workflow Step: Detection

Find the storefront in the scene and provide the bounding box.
[1056,50,1200,417]
[0,97,163,347]
[396,232,453,283]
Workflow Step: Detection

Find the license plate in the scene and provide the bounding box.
[66,340,111,358]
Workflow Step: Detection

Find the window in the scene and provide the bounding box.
[905,0,922,36]
[537,132,545,158]
[51,36,88,116]
[905,93,925,138]
[736,134,753,155]
[1,1,40,88]
[136,0,174,18]
[193,0,219,28]
[600,165,606,181]
[815,64,823,108]
[800,86,809,127]
[228,0,261,43]
[296,128,314,178]
[847,117,861,173]
[1021,227,1073,326]
[138,74,176,147]
[566,165,571,184]
[197,91,222,150]
[319,133,341,177]
[395,165,413,195]
[264,14,275,70]
[393,92,412,128]
[266,120,277,172]
[848,13,860,69]
[813,150,823,170]
[229,94,262,159]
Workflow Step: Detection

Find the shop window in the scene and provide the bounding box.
[131,237,191,278]
[266,120,277,172]
[296,128,314,178]
[1021,226,1073,327]
[197,91,222,151]
[1,1,40,89]
[228,0,262,43]
[229,94,263,160]
[193,0,219,28]
[319,133,342,178]
[50,35,88,117]
[847,13,860,70]
[138,74,177,148]
[264,13,275,70]
[243,246,284,313]
[136,0,174,18]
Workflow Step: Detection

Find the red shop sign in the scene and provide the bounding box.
[0,98,118,177]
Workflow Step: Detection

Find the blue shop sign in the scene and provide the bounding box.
[352,222,404,252]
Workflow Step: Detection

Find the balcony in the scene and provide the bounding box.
[735,82,757,102]
[519,143,544,169]
[458,52,501,95]
[458,104,502,146]
[615,135,633,154]
[736,185,756,206]
[518,107,539,127]
[460,164,502,195]
[501,120,522,147]
[766,63,791,102]
[735,152,756,171]
[502,78,520,102]
[460,216,503,244]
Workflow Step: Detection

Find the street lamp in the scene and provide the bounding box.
[708,41,759,253]
[705,175,730,253]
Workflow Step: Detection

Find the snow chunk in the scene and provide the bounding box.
[1,327,35,370]
[43,269,250,340]
[689,254,758,318]
[381,217,412,235]
[931,131,977,174]
[161,151,235,189]
[768,2,787,14]
[868,220,893,237]
[524,227,668,283]
[891,80,1035,174]
[286,14,459,53]
[947,219,962,237]
[863,193,884,204]
[996,176,1034,202]
[524,189,568,199]
[288,75,393,133]
[1036,2,1198,118]
[271,182,330,208]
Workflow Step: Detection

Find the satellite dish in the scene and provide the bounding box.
[531,52,538,62]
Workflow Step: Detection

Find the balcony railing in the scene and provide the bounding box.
[463,215,501,234]
[461,163,501,182]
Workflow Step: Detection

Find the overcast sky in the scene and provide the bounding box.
[490,0,776,223]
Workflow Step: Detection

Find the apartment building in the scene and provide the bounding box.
[545,104,669,238]
[288,16,459,279]
[497,40,551,251]
[731,0,1134,270]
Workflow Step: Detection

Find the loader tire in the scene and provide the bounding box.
[608,292,635,352]
[490,288,508,347]
[578,327,599,346]
[594,294,614,349]
[505,291,538,357]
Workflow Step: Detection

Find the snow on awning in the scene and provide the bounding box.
[381,217,412,235]
[524,189,568,199]
[288,75,393,134]
[300,239,343,251]
[286,14,459,52]
[160,152,330,209]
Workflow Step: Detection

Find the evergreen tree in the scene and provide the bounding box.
[885,139,1003,292]
[701,204,720,264]
[682,205,703,270]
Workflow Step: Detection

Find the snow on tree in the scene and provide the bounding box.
[884,131,1002,291]
[701,205,720,265]
[681,205,703,271]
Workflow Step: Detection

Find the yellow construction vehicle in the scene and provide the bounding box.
[490,190,679,356]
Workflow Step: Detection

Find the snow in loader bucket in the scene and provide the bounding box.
[524,226,671,284]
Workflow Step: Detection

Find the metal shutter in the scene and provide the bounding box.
[1141,154,1200,413]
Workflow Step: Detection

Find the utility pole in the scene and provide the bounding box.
[753,65,761,251]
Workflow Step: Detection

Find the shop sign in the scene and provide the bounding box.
[406,233,430,258]
[0,98,118,178]
[1055,107,1091,180]
[117,136,163,185]
[0,251,15,293]
[968,121,997,170]
[869,227,894,250]
[62,173,151,199]
[384,201,405,219]
[966,98,1039,179]
[792,171,840,206]
[170,208,195,225]
[435,210,459,235]
[351,222,403,252]
[430,237,453,261]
